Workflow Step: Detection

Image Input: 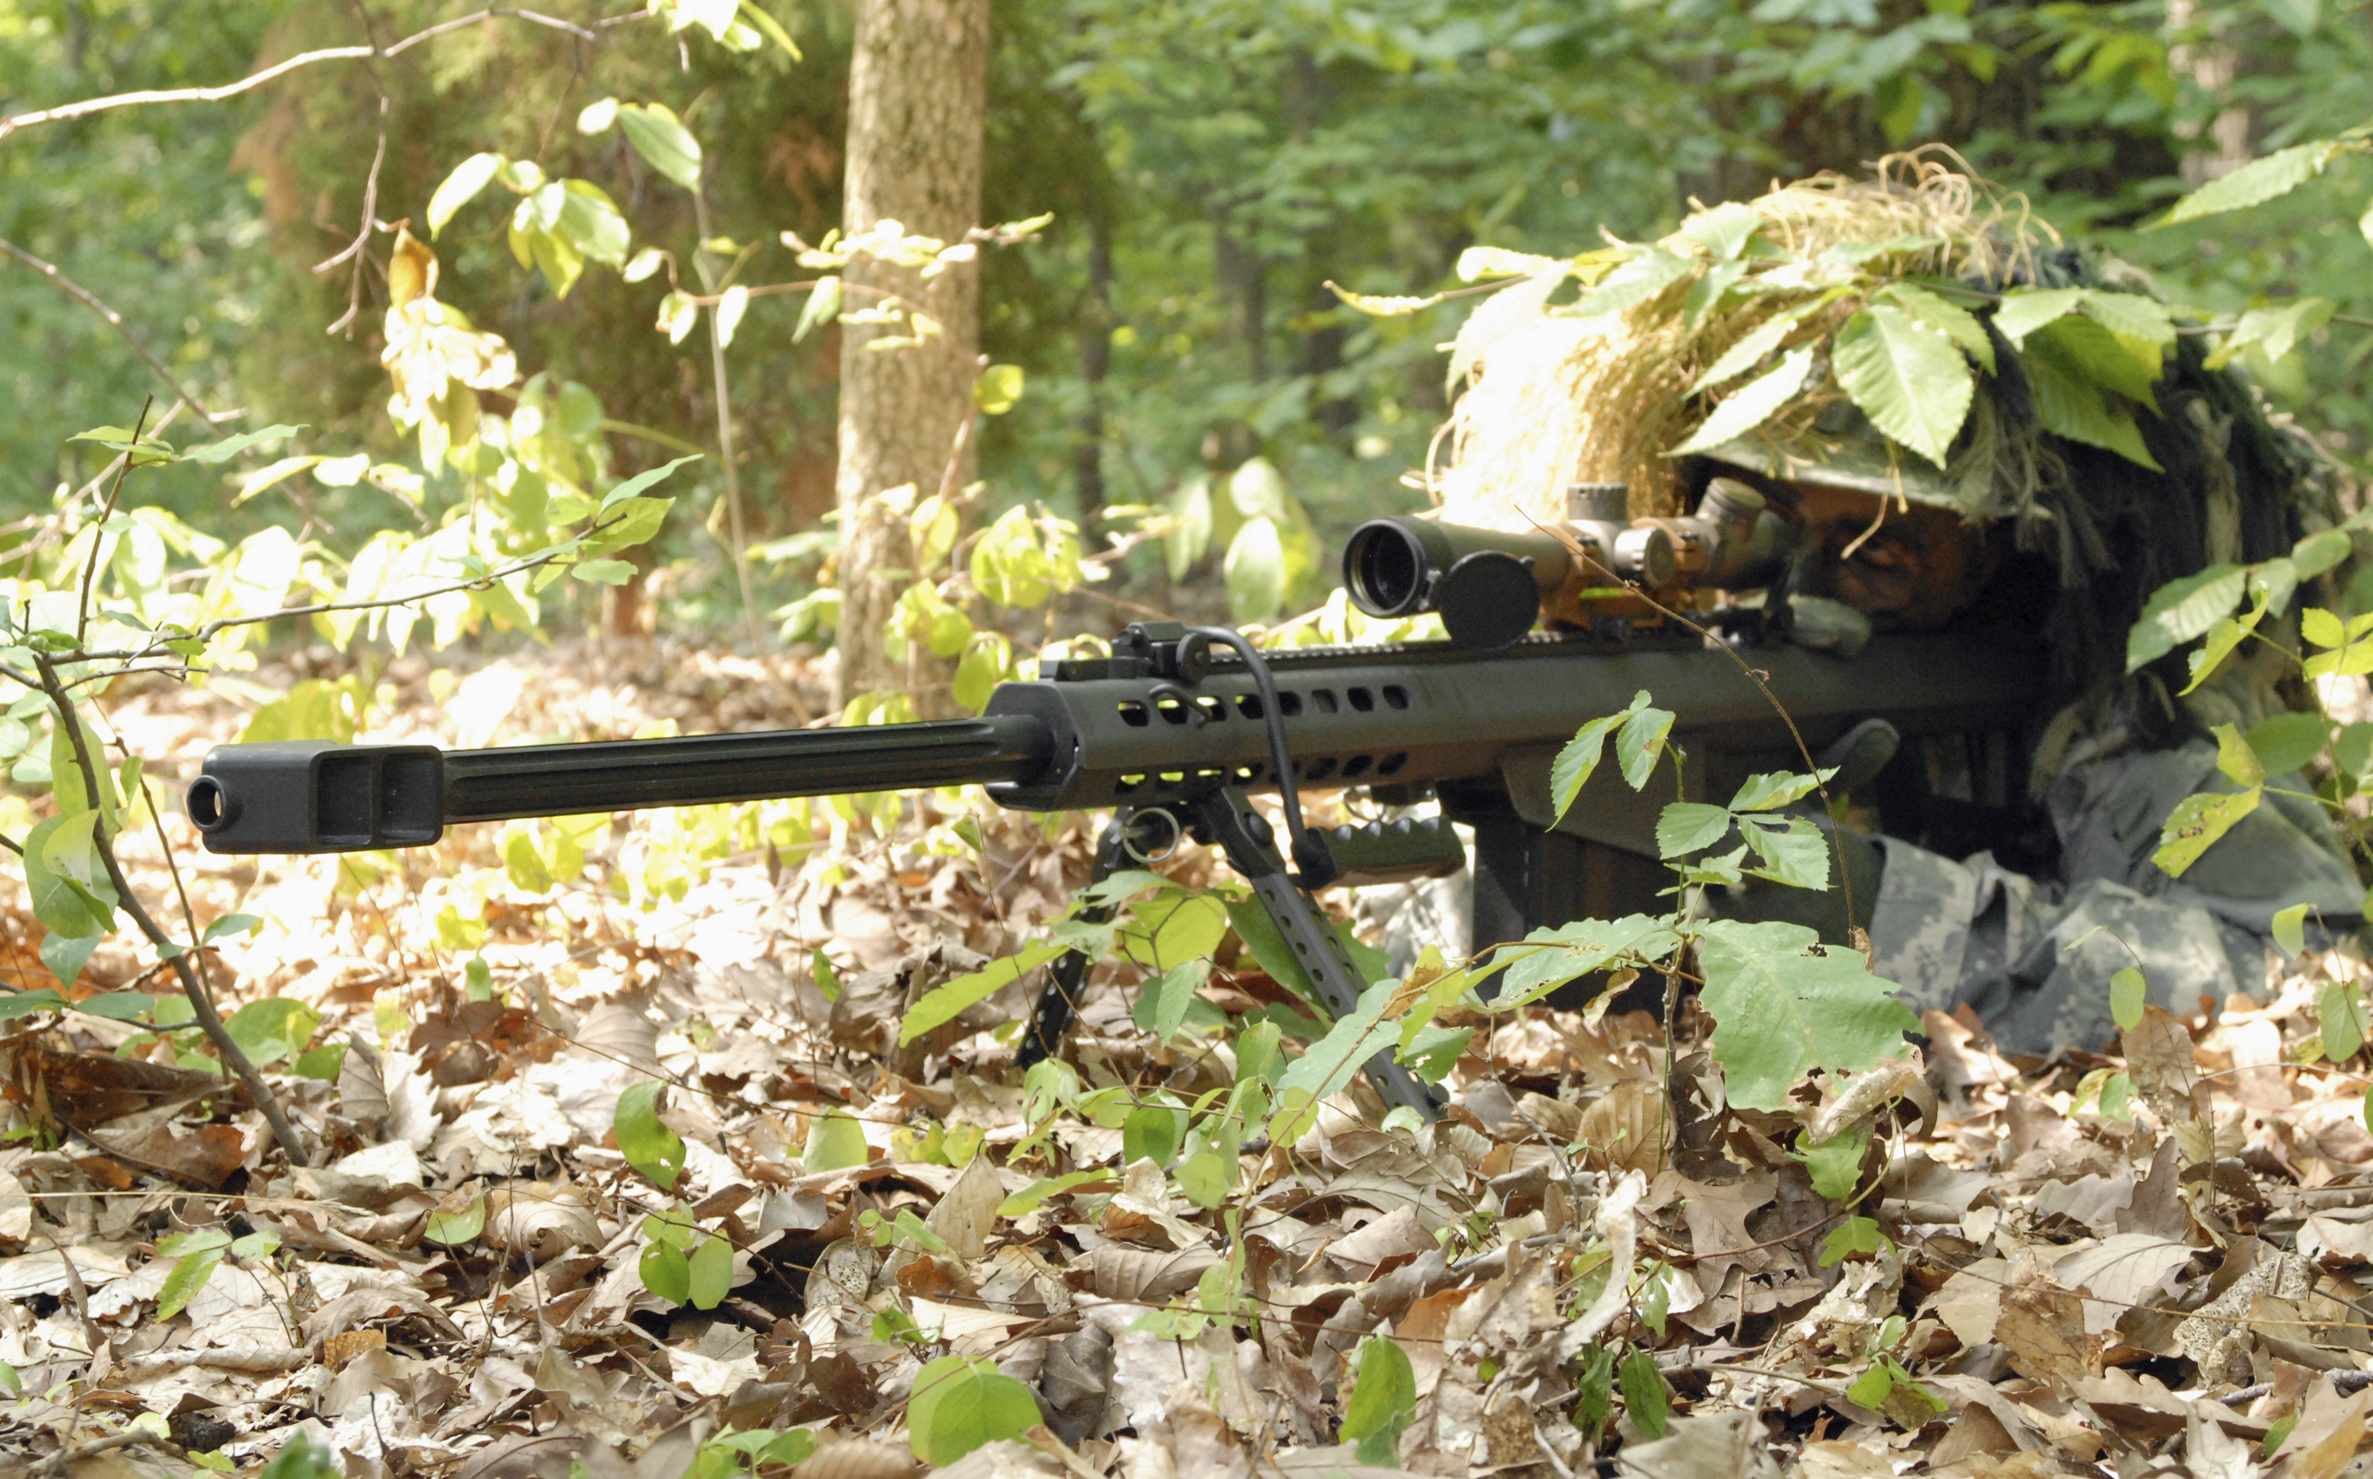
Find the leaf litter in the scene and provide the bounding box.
[7,647,2373,1476]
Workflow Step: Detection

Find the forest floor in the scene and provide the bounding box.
[4,641,2373,1479]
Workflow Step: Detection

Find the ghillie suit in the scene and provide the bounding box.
[1425,155,2365,1051]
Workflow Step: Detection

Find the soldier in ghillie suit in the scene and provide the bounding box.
[1428,156,2365,1055]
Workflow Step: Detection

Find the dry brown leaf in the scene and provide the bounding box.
[1091,1243,1220,1302]
[1993,1270,2094,1383]
[926,1153,1005,1261]
[1576,1079,1668,1176]
[788,1441,923,1479]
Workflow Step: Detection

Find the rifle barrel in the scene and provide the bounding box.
[443,716,1050,821]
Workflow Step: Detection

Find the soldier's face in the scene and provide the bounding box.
[1792,485,1989,629]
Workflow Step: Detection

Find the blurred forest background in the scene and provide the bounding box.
[2,0,2368,644]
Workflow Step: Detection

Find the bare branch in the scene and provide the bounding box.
[76,396,151,643]
[317,97,393,340]
[31,653,312,1166]
[0,7,597,142]
[0,242,222,423]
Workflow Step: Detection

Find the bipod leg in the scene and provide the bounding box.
[1190,788,1440,1123]
[1016,813,1137,1071]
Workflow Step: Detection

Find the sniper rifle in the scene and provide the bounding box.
[184,480,2045,1119]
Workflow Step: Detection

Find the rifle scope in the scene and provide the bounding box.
[1343,480,1788,649]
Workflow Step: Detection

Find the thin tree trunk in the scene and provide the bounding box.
[1073,214,1112,526]
[833,0,990,711]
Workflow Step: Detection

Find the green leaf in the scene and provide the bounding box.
[973,364,1025,415]
[1796,1123,1868,1201]
[1845,1361,1894,1410]
[615,1081,687,1191]
[1697,920,1918,1111]
[1568,248,1692,319]
[424,1193,485,1246]
[39,934,99,989]
[293,1042,347,1080]
[1669,345,1817,457]
[713,284,749,349]
[1729,770,1828,812]
[1820,1215,1888,1266]
[793,275,841,343]
[2275,902,2313,958]
[0,988,65,1021]
[224,997,320,1067]
[1575,1347,1614,1438]
[2322,979,2368,1060]
[1990,287,2086,344]
[2213,722,2265,788]
[1615,703,1676,790]
[569,559,637,586]
[1122,1105,1183,1166]
[997,1169,1114,1218]
[1551,691,1650,820]
[1657,802,1733,859]
[1342,1336,1418,1464]
[2030,314,2161,408]
[1674,200,1764,259]
[576,97,619,135]
[1689,309,1809,393]
[812,948,841,1003]
[2153,786,2262,878]
[1142,958,1210,1045]
[953,631,1008,713]
[2076,290,2177,349]
[2127,564,2247,671]
[582,497,673,557]
[617,102,703,189]
[428,153,505,238]
[906,1355,1043,1465]
[1618,1350,1668,1439]
[901,942,1068,1044]
[23,816,107,944]
[1223,516,1287,624]
[737,0,804,58]
[2158,140,2344,226]
[2110,967,2147,1032]
[1271,980,1401,1144]
[802,1109,869,1173]
[2020,335,2159,470]
[1879,282,1994,372]
[687,1234,733,1309]
[1739,815,1829,890]
[157,1244,226,1320]
[640,1240,692,1304]
[71,990,153,1021]
[1490,915,1680,1007]
[602,453,703,509]
[184,425,305,466]
[201,913,263,943]
[1830,305,1974,469]
[2182,615,2252,695]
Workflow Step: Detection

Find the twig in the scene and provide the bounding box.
[0,7,596,141]
[317,97,392,340]
[0,242,220,423]
[76,398,149,644]
[30,1429,173,1479]
[691,195,763,654]
[31,653,311,1166]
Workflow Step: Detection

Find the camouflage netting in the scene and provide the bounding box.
[1429,154,2358,725]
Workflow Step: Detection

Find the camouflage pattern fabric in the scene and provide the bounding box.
[1866,735,2362,1055]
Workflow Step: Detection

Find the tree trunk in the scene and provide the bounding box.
[833,0,990,711]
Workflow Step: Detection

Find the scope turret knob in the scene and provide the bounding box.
[1613,526,1678,588]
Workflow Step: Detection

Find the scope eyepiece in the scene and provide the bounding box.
[1343,518,1434,618]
